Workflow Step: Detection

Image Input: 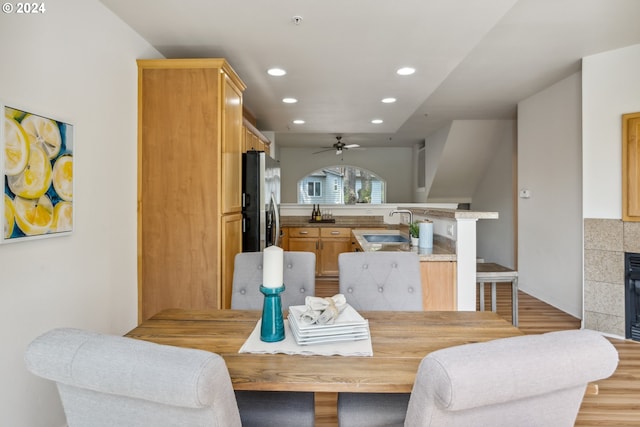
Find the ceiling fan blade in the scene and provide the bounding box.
[344,144,360,148]
[313,148,334,154]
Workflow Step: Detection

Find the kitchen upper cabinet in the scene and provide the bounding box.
[222,76,243,214]
[137,58,246,321]
[623,112,640,221]
[243,126,261,152]
[243,119,271,154]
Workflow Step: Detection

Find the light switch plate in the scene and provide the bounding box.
[519,189,531,199]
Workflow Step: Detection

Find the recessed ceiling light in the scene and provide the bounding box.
[293,119,305,124]
[267,68,286,76]
[282,97,298,104]
[381,97,396,104]
[396,67,415,76]
[371,119,383,124]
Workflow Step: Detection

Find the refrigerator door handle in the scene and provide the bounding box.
[270,192,280,247]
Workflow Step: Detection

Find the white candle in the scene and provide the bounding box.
[262,246,284,288]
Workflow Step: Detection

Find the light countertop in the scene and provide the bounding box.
[351,229,456,262]
[400,207,498,220]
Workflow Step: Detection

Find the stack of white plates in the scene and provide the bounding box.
[287,304,370,345]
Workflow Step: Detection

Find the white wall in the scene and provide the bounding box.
[583,44,640,219]
[0,1,160,425]
[413,143,427,203]
[279,146,413,203]
[429,121,509,202]
[517,72,583,317]
[473,121,516,269]
[422,122,452,201]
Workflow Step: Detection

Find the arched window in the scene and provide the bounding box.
[297,165,386,204]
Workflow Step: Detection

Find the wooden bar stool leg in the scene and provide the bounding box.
[479,282,485,311]
[512,277,519,326]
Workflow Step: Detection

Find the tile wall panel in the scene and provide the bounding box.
[583,218,629,337]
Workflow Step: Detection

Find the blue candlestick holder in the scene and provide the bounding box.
[260,284,285,342]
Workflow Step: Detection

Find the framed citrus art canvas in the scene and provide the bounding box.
[2,105,73,242]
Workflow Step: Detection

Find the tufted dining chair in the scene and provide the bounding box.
[336,251,423,422]
[231,251,316,311]
[230,250,316,426]
[25,328,242,427]
[338,251,422,311]
[337,329,619,427]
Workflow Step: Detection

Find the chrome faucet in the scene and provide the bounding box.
[389,209,413,226]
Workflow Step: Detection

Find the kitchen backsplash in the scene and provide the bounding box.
[280,215,386,227]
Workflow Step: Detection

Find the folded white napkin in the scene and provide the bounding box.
[300,294,347,325]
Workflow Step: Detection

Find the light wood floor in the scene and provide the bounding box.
[315,286,640,426]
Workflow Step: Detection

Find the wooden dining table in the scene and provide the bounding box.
[125,308,522,394]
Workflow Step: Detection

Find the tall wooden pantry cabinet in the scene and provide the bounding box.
[137,59,245,322]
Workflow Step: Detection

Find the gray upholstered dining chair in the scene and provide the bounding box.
[231,250,316,426]
[231,251,316,311]
[25,327,316,427]
[338,329,619,427]
[338,251,422,311]
[336,251,423,423]
[25,328,243,427]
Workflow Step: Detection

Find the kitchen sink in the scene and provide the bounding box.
[362,234,410,243]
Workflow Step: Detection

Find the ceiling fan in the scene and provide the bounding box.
[313,136,361,155]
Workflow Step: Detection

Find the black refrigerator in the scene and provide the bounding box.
[242,151,281,252]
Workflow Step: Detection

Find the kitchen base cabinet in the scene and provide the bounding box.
[286,227,352,278]
[137,59,245,322]
[279,227,289,251]
[420,261,457,310]
[288,237,320,276]
[222,213,243,310]
[318,228,351,276]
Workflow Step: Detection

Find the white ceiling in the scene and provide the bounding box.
[99,0,640,150]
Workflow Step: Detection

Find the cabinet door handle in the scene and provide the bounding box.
[330,231,340,235]
[299,231,309,235]
[316,241,319,250]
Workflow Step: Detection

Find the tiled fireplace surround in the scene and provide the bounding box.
[584,219,640,337]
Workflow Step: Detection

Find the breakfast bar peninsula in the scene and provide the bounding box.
[281,205,498,312]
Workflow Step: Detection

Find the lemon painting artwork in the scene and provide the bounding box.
[2,105,73,242]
